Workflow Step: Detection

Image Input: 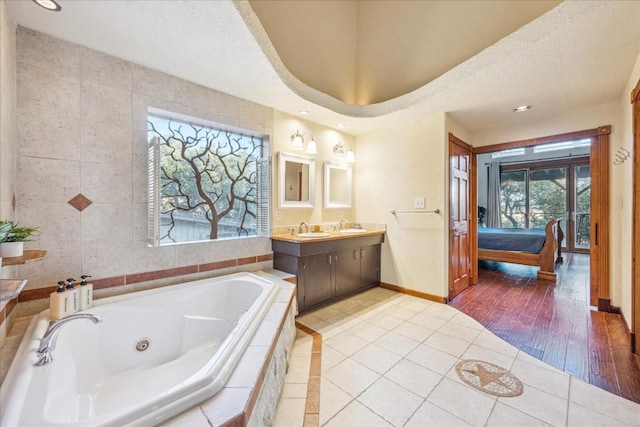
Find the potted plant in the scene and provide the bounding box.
[0,221,39,258]
[0,220,13,274]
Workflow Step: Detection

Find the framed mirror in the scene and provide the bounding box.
[278,152,315,208]
[324,161,352,208]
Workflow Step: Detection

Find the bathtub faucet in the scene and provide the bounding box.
[35,313,102,366]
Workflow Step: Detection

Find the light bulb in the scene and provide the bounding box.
[346,150,355,163]
[305,138,317,154]
[291,131,303,150]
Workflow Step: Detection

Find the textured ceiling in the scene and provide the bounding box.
[7,0,640,135]
[248,0,561,105]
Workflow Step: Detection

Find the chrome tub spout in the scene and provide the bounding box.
[35,313,102,366]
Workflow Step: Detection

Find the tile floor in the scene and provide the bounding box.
[274,287,640,427]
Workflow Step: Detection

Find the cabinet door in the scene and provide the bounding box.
[301,253,333,308]
[334,248,360,297]
[360,245,380,289]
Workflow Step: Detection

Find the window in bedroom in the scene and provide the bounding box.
[147,108,270,247]
[499,157,590,253]
[491,147,525,159]
[533,138,591,154]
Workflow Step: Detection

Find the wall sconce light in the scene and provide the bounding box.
[291,130,317,154]
[333,141,355,163]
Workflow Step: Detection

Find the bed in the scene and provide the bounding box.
[477,219,564,281]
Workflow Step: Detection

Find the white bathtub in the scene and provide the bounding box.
[0,272,279,426]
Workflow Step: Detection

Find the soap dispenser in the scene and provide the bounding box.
[65,278,79,314]
[49,281,67,320]
[79,274,93,310]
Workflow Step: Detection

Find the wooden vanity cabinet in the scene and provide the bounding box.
[300,252,333,308]
[272,234,384,312]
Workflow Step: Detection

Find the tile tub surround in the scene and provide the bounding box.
[0,253,273,324]
[287,288,640,427]
[13,26,274,294]
[0,271,297,426]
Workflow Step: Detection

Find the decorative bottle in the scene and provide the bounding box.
[65,278,79,314]
[49,281,67,320]
[79,274,93,310]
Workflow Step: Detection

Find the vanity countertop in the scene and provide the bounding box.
[271,229,385,244]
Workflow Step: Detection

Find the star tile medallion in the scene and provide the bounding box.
[455,359,523,397]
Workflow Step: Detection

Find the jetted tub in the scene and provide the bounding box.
[0,272,279,426]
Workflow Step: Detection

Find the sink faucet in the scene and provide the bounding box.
[338,219,349,230]
[299,222,309,233]
[35,313,102,366]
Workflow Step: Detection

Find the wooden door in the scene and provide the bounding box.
[449,134,472,300]
[632,78,640,354]
[590,129,611,309]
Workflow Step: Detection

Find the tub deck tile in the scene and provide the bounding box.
[161,406,210,427]
[200,387,252,426]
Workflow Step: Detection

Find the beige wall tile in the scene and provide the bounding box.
[207,237,271,262]
[0,2,17,217]
[132,93,159,132]
[174,242,214,267]
[81,80,131,128]
[16,202,80,247]
[132,65,175,101]
[17,244,82,289]
[18,110,81,161]
[16,299,49,317]
[14,29,277,293]
[16,156,81,204]
[81,121,132,165]
[17,62,80,118]
[132,202,148,241]
[80,47,132,90]
[132,239,176,273]
[210,90,241,118]
[237,120,266,134]
[133,93,216,132]
[238,100,269,128]
[17,27,80,76]
[82,240,135,278]
[173,79,211,112]
[81,161,132,203]
[81,203,133,243]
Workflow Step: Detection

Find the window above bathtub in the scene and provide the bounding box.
[147,108,270,247]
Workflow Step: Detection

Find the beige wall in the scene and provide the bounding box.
[271,110,355,229]
[12,27,353,293]
[0,1,16,280]
[618,51,640,329]
[14,28,275,291]
[355,112,448,297]
[0,1,15,221]
[473,101,629,323]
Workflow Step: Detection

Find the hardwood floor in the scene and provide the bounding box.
[450,253,640,404]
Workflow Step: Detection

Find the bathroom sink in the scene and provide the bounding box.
[340,229,368,234]
[297,232,331,238]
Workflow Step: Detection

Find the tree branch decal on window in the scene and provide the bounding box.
[148,115,262,243]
